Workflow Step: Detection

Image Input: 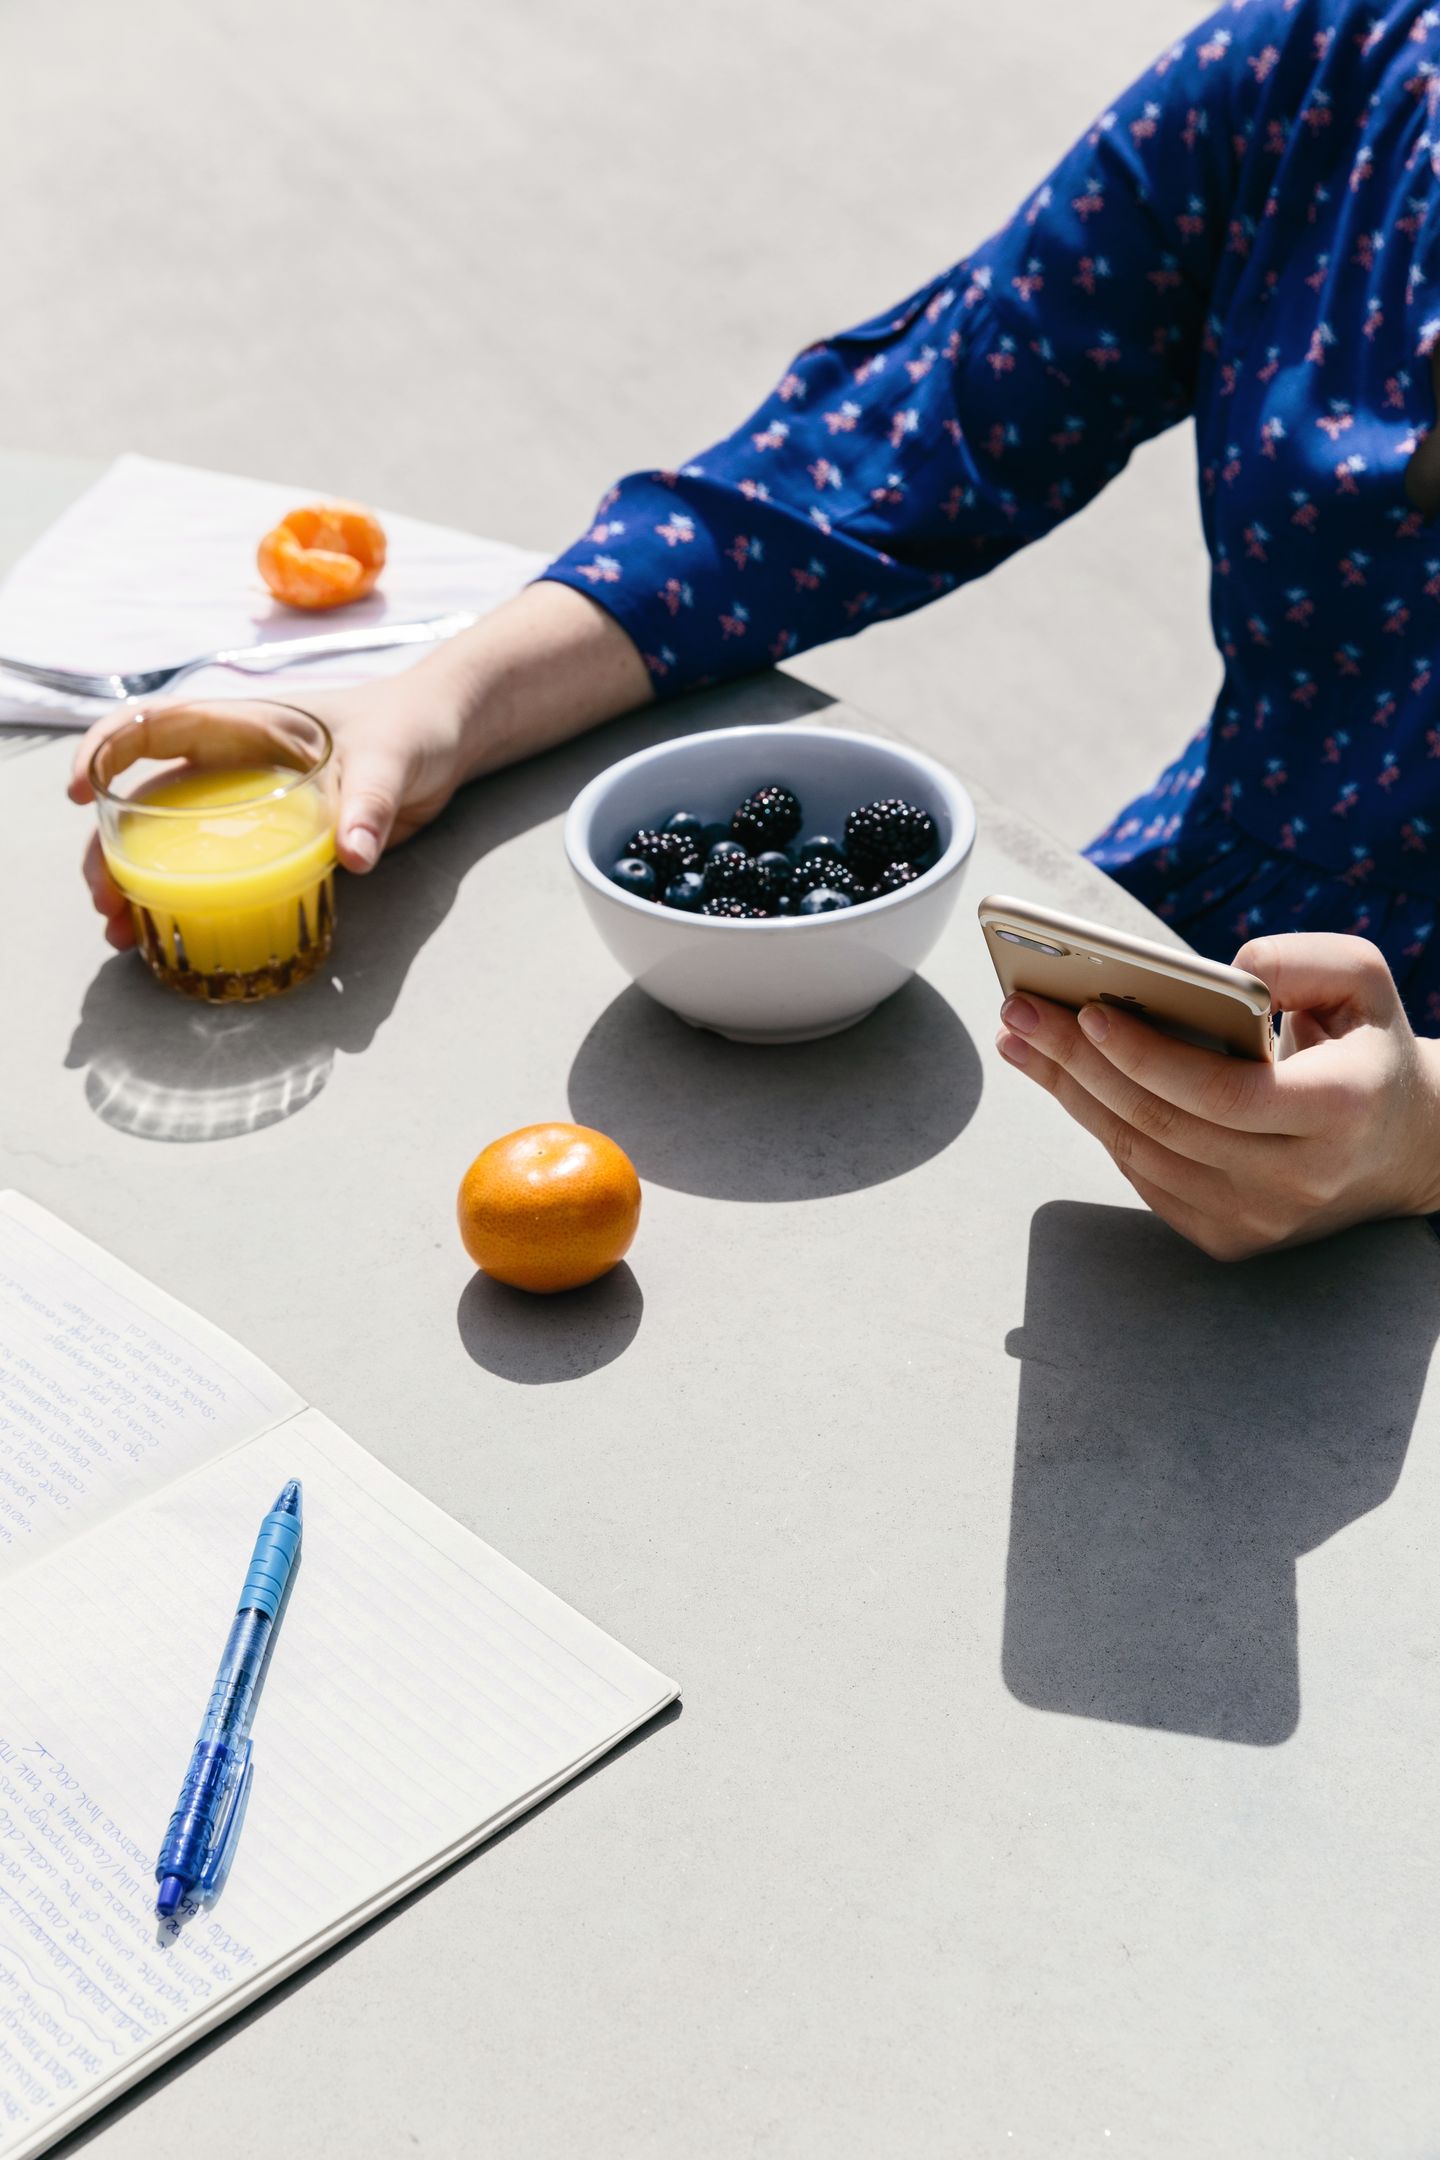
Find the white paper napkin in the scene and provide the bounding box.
[0,453,551,729]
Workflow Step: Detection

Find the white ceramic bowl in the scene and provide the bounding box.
[564,723,977,1042]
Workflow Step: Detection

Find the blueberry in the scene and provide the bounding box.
[754,849,794,908]
[706,837,747,864]
[701,821,732,851]
[610,856,658,901]
[662,870,707,912]
[797,833,845,862]
[798,886,854,914]
[664,811,706,841]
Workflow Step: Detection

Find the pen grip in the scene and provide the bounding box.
[157,1607,271,1893]
[157,1735,238,1885]
[242,1504,302,1618]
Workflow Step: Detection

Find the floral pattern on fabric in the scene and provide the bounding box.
[544,0,1440,1026]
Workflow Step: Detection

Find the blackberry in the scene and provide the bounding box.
[701,895,767,919]
[798,887,854,915]
[702,848,766,904]
[870,859,922,897]
[844,798,938,875]
[731,784,803,850]
[610,856,658,901]
[625,826,701,884]
[790,852,865,901]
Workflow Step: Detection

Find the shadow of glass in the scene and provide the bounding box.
[66,962,337,1141]
[1001,1200,1440,1746]
[62,673,834,1142]
[566,976,981,1201]
[456,1263,643,1383]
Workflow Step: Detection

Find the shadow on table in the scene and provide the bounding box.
[1001,1200,1440,1747]
[61,673,834,1143]
[456,1262,643,1383]
[47,1699,682,2159]
[0,728,58,764]
[567,975,981,1200]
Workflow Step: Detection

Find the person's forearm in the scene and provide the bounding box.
[394,578,653,783]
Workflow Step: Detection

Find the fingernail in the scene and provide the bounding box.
[1078,1004,1109,1042]
[1000,995,1039,1034]
[344,825,380,870]
[996,1031,1031,1068]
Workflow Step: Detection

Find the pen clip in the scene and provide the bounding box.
[200,1738,253,1901]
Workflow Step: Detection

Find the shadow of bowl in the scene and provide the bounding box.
[455,1263,644,1384]
[567,975,982,1201]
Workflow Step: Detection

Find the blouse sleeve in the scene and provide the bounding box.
[540,0,1328,696]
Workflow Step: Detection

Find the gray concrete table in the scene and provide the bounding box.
[4,456,1440,2158]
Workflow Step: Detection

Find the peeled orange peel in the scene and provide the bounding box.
[257,501,387,612]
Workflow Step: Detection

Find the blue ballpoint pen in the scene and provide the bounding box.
[154,1480,303,1919]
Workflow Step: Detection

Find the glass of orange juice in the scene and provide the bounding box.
[90,701,338,1002]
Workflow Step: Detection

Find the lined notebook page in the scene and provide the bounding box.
[0,1413,675,2157]
[0,1203,676,2159]
[0,1192,300,1573]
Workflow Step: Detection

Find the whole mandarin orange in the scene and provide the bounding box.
[257,501,387,611]
[457,1123,641,1294]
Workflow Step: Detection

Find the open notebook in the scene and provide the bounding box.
[0,1192,677,2158]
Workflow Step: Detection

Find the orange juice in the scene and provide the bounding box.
[102,766,336,1000]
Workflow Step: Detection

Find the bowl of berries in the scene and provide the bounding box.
[564,723,976,1041]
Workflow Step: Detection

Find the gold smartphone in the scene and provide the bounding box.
[978,894,1275,1061]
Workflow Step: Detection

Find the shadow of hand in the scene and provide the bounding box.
[1002,1201,1440,1745]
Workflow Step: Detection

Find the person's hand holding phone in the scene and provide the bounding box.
[996,933,1440,1258]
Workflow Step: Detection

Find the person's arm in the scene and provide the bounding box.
[68,581,650,947]
[73,0,1316,936]
[540,0,1321,695]
[321,580,654,850]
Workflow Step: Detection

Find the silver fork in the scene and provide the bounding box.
[0,611,478,703]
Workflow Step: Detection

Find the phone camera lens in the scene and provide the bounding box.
[993,928,1068,956]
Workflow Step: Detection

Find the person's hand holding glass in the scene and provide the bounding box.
[67,582,652,970]
[82,700,337,1001]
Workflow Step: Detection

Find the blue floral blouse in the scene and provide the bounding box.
[544,0,1440,1030]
